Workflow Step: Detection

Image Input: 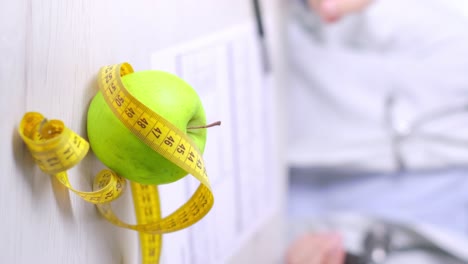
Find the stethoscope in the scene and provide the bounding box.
[385,92,468,171]
[346,220,466,264]
[343,93,468,264]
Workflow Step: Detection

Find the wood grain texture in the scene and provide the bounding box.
[0,0,286,263]
[2,0,246,263]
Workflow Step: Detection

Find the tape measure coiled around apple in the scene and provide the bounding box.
[19,62,214,264]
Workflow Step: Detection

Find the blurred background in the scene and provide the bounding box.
[3,0,468,263]
[285,0,468,263]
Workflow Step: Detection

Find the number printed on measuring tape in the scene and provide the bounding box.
[99,63,211,186]
[19,62,215,264]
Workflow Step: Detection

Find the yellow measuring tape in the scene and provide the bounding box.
[19,62,214,264]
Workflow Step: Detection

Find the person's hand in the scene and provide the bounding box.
[285,232,345,264]
[308,0,373,23]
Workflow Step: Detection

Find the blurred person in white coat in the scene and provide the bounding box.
[285,0,468,263]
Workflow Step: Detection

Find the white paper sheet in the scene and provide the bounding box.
[150,22,279,264]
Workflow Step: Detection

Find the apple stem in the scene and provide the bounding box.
[188,121,221,130]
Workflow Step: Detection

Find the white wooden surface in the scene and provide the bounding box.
[1,0,286,263]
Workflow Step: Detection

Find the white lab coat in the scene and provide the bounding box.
[286,0,468,262]
[287,0,468,171]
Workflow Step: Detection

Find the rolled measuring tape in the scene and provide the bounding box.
[18,62,215,264]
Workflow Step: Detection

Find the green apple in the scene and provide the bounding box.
[87,70,207,185]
